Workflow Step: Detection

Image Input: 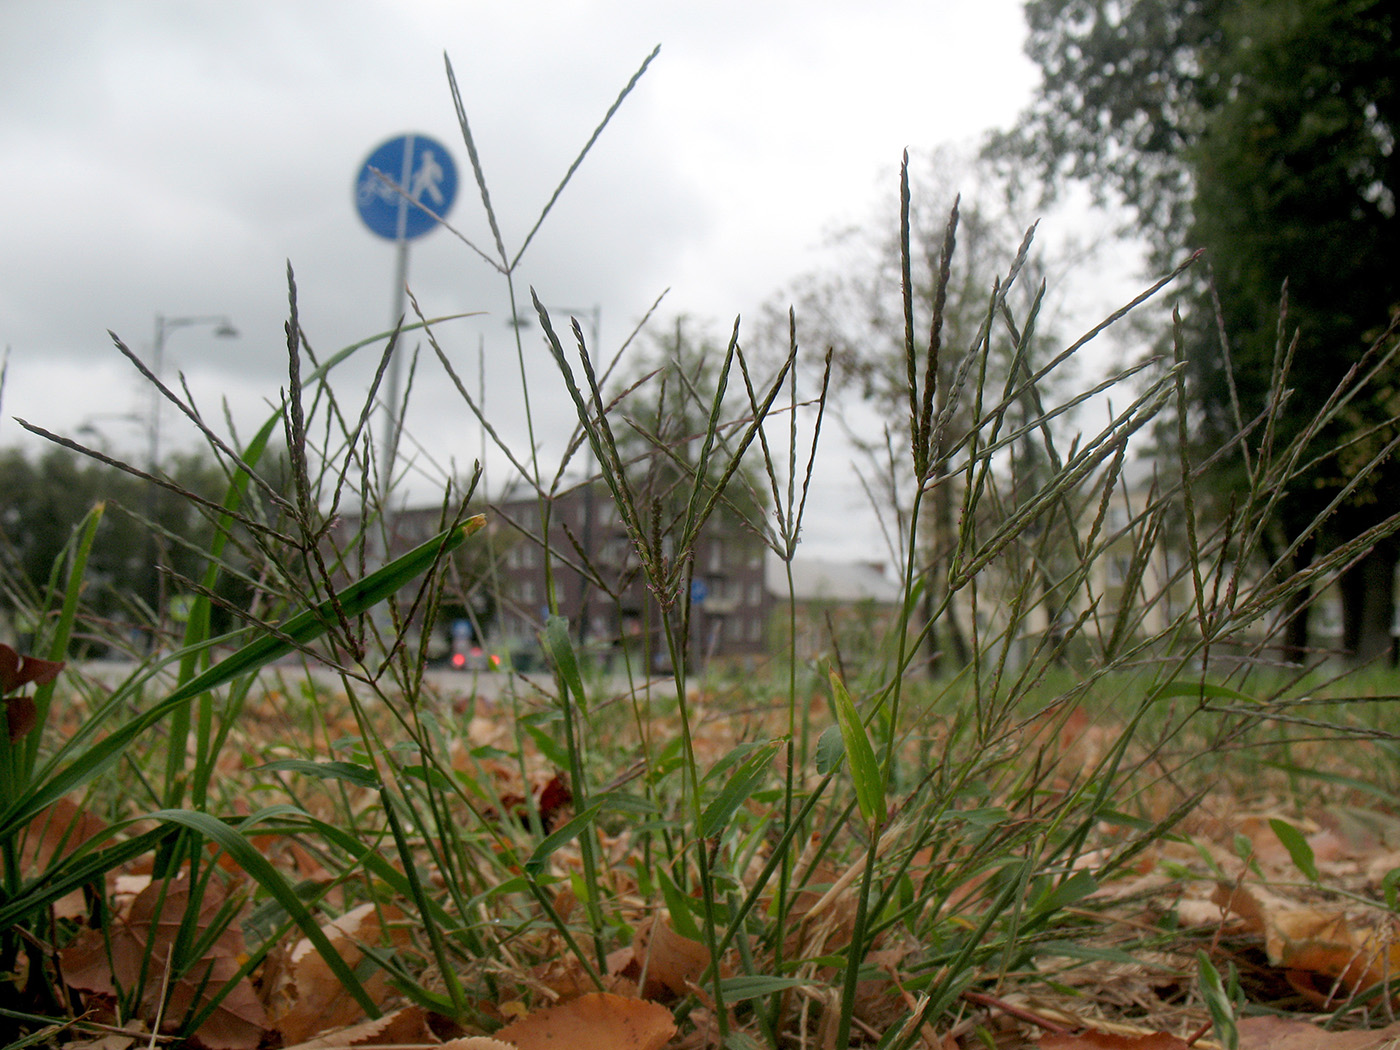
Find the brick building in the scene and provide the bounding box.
[489,486,772,668]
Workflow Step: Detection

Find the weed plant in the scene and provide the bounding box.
[2,48,1400,1049]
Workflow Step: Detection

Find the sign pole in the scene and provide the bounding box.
[353,130,458,530]
[380,134,416,501]
[382,232,410,503]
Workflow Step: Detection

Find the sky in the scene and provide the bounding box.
[0,0,1145,560]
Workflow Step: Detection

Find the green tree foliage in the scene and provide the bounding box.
[992,0,1400,661]
[0,444,240,652]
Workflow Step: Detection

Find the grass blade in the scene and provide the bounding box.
[829,670,885,827]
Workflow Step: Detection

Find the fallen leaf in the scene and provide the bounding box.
[0,643,63,742]
[5,693,36,742]
[267,902,411,1044]
[1237,1015,1400,1050]
[533,953,639,1002]
[60,878,266,1050]
[0,642,64,693]
[1040,1032,1190,1050]
[493,992,675,1050]
[61,1029,144,1050]
[20,796,109,872]
[20,796,110,919]
[1212,880,1400,1005]
[633,916,710,1000]
[280,1005,436,1048]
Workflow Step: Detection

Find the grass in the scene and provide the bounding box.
[3,47,1400,1050]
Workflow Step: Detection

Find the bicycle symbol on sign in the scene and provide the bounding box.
[356,146,447,209]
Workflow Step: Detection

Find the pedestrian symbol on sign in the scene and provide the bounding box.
[409,149,445,206]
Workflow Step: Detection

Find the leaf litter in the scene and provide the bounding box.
[15,679,1400,1049]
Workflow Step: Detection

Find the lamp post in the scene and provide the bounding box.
[144,313,238,641]
[148,314,239,478]
[509,305,602,645]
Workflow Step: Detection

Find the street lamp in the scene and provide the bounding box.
[144,313,238,641]
[148,314,239,475]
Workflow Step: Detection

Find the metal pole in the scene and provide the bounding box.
[380,234,409,503]
[379,135,415,509]
[142,313,237,647]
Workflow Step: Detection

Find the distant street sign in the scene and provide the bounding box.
[690,578,709,606]
[354,133,458,241]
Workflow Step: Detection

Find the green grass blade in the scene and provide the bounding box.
[1268,817,1320,882]
[1197,951,1239,1050]
[829,670,885,827]
[258,759,380,788]
[167,410,280,812]
[542,614,588,716]
[526,800,606,878]
[699,741,782,840]
[0,824,176,929]
[23,505,103,773]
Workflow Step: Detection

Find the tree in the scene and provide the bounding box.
[0,444,254,652]
[991,0,1400,661]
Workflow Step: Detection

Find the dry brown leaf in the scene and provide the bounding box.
[438,1039,518,1050]
[1174,896,1232,928]
[20,796,111,918]
[279,1004,436,1048]
[21,796,109,871]
[533,953,639,1002]
[633,916,710,1000]
[1210,881,1271,931]
[494,991,676,1050]
[59,878,266,1050]
[1211,881,1400,1004]
[1237,1015,1400,1050]
[1040,1031,1190,1050]
[61,1027,145,1050]
[267,902,411,1044]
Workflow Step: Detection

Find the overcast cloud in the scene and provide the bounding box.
[2,0,1094,557]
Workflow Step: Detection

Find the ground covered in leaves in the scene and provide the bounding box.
[15,670,1400,1050]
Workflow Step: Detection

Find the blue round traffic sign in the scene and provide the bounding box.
[354,133,458,241]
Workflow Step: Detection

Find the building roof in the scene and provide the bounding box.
[766,556,902,605]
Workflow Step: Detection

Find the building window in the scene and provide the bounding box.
[707,539,725,574]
